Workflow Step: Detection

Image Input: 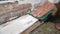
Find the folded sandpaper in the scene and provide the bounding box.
[29,9,55,21]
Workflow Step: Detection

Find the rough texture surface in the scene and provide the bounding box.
[30,22,60,34]
[0,2,32,24]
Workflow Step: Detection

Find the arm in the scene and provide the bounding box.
[51,5,57,16]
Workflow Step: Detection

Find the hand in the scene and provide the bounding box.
[32,2,57,18]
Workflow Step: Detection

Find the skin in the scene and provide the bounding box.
[32,2,57,18]
[55,23,60,30]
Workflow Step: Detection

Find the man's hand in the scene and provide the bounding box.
[32,2,57,18]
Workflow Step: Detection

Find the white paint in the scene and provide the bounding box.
[0,14,38,34]
[48,0,60,3]
[18,0,47,11]
[0,1,15,4]
[18,0,41,4]
[0,0,48,11]
[7,0,17,1]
